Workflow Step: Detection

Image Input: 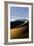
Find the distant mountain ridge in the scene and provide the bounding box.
[11,19,28,22]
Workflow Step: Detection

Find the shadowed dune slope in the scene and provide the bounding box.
[10,21,29,39]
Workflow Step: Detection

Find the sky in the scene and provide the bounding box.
[10,7,29,21]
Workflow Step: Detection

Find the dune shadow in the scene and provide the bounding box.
[10,20,29,39]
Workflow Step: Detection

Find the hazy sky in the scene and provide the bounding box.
[10,7,29,21]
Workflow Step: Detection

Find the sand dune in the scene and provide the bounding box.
[10,21,29,39]
[10,26,29,39]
